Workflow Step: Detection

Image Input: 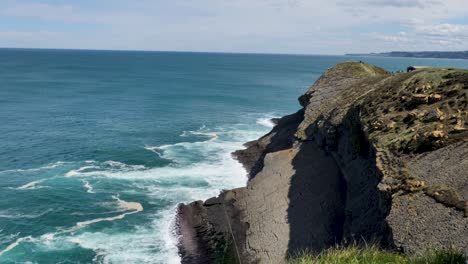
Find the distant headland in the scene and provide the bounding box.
[346,51,468,60]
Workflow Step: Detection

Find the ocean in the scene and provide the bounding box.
[1,49,468,264]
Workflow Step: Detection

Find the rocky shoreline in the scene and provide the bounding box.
[176,62,468,263]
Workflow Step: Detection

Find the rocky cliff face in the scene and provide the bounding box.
[177,62,468,264]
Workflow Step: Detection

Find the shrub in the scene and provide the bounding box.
[288,246,466,264]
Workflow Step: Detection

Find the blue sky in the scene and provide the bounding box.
[0,0,467,54]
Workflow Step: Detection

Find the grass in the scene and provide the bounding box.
[288,246,466,264]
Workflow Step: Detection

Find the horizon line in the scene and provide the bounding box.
[0,47,345,57]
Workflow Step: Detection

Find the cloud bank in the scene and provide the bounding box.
[0,0,467,54]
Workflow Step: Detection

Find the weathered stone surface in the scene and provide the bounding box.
[424,108,444,122]
[177,62,468,263]
[429,93,442,103]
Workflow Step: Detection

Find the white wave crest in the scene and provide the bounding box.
[81,180,95,193]
[65,166,98,177]
[67,206,179,264]
[143,146,166,160]
[0,208,54,219]
[11,179,49,190]
[0,117,274,262]
[0,161,71,175]
[0,195,145,257]
[0,236,34,256]
[64,162,145,178]
[179,130,218,141]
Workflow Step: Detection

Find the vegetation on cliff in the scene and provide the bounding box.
[289,246,466,264]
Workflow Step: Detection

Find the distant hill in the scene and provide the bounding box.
[346,51,468,60]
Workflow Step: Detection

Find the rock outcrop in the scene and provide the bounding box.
[177,62,468,263]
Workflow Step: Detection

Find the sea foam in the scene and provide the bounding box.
[0,118,272,262]
[15,179,45,190]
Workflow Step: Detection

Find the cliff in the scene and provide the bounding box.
[177,62,468,264]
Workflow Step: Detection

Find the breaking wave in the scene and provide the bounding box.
[0,115,275,262]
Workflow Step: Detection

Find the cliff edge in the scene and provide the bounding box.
[177,62,468,264]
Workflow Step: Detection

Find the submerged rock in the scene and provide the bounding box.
[177,62,468,263]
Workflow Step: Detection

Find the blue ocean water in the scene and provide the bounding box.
[1,49,468,264]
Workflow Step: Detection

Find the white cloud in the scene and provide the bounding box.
[344,0,441,8]
[364,22,468,51]
[0,30,60,38]
[0,0,467,53]
[414,23,468,37]
[369,32,410,43]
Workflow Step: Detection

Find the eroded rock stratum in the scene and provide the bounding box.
[177,62,468,264]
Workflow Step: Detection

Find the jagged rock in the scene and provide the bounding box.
[453,119,466,132]
[411,94,429,105]
[177,63,468,263]
[386,121,397,130]
[427,130,445,139]
[415,84,431,93]
[403,111,423,123]
[424,108,444,122]
[428,93,442,103]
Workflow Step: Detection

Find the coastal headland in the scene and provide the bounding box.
[177,62,468,263]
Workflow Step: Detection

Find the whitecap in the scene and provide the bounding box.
[0,161,71,175]
[179,129,218,141]
[0,195,144,256]
[65,162,146,178]
[64,166,98,177]
[144,146,167,160]
[82,180,95,193]
[0,208,53,219]
[67,206,180,264]
[102,160,125,167]
[0,236,34,256]
[0,118,273,262]
[16,179,45,190]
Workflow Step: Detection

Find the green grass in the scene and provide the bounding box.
[288,246,466,264]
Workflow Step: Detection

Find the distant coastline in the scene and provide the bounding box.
[346,51,468,60]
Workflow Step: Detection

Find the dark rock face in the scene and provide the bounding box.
[177,62,468,263]
[232,110,304,179]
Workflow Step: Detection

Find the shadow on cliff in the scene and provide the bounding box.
[286,107,395,258]
[242,109,306,178]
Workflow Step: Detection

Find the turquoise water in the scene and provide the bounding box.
[1,49,468,264]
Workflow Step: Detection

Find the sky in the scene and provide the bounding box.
[0,0,468,54]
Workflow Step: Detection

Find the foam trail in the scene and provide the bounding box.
[0,161,71,175]
[65,166,98,177]
[0,196,143,257]
[144,146,166,159]
[179,130,218,141]
[16,180,45,190]
[74,212,134,230]
[112,195,143,212]
[67,206,180,264]
[66,196,143,233]
[82,180,94,193]
[0,208,54,219]
[0,236,33,256]
[157,206,180,264]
